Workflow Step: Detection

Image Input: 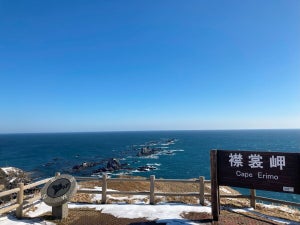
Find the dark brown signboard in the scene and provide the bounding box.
[217,150,300,194]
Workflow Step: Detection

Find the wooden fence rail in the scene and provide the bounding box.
[0,173,299,218]
[0,177,52,217]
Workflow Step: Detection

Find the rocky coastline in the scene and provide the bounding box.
[0,167,36,204]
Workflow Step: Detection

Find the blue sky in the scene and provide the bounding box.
[0,0,299,133]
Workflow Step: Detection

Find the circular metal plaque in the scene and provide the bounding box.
[41,174,77,207]
[47,178,71,198]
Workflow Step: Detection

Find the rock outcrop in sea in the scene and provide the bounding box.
[72,161,99,172]
[92,158,158,174]
[107,158,122,170]
[93,158,130,174]
[136,146,162,157]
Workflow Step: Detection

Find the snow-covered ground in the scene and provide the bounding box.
[1,186,299,225]
[0,201,212,225]
[1,201,299,225]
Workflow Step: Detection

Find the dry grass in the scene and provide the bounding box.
[155,180,201,204]
[71,193,92,203]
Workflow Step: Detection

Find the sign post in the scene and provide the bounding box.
[210,149,300,222]
[210,150,219,221]
[41,174,77,219]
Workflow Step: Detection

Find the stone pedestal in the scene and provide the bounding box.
[52,203,68,219]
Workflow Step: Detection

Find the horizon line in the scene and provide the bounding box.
[0,128,299,135]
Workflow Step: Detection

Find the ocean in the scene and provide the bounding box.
[0,129,299,204]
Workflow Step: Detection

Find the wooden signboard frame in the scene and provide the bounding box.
[210,149,300,221]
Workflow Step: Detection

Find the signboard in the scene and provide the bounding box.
[210,149,300,221]
[217,150,300,194]
[41,174,77,207]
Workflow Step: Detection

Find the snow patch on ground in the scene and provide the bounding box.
[26,201,52,218]
[0,214,55,225]
[1,199,211,225]
[260,203,298,214]
[228,207,300,225]
[220,187,232,194]
[81,186,148,204]
[69,203,211,225]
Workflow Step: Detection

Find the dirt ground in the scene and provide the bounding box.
[40,209,165,225]
[183,210,285,225]
[37,207,296,225]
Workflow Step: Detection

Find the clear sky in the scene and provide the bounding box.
[0,0,299,133]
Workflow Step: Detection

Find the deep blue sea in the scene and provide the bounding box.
[0,130,299,204]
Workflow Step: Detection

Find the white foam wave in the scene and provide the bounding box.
[114,172,131,176]
[146,163,161,166]
[140,155,159,159]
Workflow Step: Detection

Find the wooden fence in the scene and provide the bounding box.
[0,173,299,218]
[0,177,52,217]
[76,175,210,205]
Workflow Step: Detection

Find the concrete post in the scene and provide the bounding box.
[150,175,155,205]
[16,183,24,218]
[199,176,205,205]
[52,203,68,219]
[101,173,107,204]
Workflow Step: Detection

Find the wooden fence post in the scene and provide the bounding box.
[15,183,24,218]
[199,176,205,205]
[250,189,256,209]
[101,173,107,204]
[150,175,155,205]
